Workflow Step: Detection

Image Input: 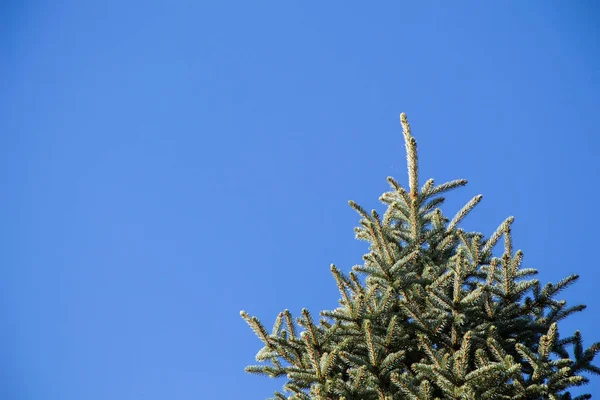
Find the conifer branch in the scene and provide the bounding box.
[447,195,483,232]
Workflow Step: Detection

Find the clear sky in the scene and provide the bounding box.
[2,1,599,399]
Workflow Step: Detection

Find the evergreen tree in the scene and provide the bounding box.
[241,113,599,400]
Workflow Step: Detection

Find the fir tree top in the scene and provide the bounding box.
[241,113,599,400]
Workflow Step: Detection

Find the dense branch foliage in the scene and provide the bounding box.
[241,114,599,399]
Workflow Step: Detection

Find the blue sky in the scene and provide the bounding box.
[1,1,599,399]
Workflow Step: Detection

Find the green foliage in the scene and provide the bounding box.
[241,114,599,399]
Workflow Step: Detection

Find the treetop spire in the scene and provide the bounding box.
[400,113,419,201]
